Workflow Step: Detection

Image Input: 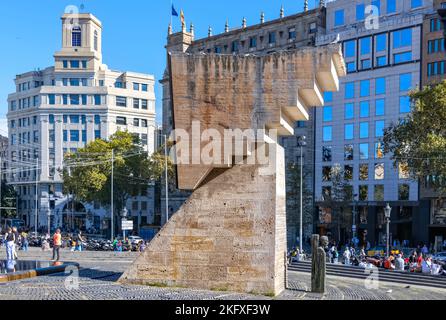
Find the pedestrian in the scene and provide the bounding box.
[12,227,19,259]
[4,228,16,260]
[52,229,62,261]
[76,231,84,252]
[395,254,405,271]
[21,231,29,252]
[117,240,123,252]
[421,244,429,256]
[343,246,351,265]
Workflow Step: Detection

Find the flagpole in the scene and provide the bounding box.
[170,0,173,32]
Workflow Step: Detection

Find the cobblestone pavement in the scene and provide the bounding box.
[1,248,445,300]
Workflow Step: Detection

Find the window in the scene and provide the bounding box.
[81,115,86,124]
[142,84,148,92]
[375,120,385,137]
[359,164,369,180]
[70,60,80,68]
[360,122,369,138]
[116,117,127,125]
[141,119,148,128]
[115,81,123,88]
[360,143,369,160]
[334,9,345,26]
[49,130,55,142]
[393,29,412,48]
[394,51,412,64]
[374,185,384,201]
[375,77,386,95]
[95,130,101,140]
[323,106,332,122]
[360,37,371,55]
[375,142,384,159]
[399,162,410,179]
[70,94,80,105]
[322,146,332,162]
[400,96,411,113]
[375,99,385,116]
[411,0,422,9]
[133,83,140,91]
[63,60,68,68]
[346,62,356,73]
[356,4,365,21]
[94,95,101,106]
[430,18,443,32]
[345,40,356,58]
[48,94,55,105]
[63,94,68,105]
[376,34,386,52]
[323,126,332,142]
[70,78,79,86]
[141,134,148,145]
[376,56,387,67]
[231,41,239,52]
[359,185,368,201]
[63,130,68,142]
[81,94,87,105]
[133,98,140,109]
[345,145,354,161]
[141,99,148,110]
[116,96,127,107]
[63,115,68,123]
[399,73,412,91]
[94,115,101,125]
[82,130,87,142]
[288,28,296,40]
[49,114,54,124]
[70,130,79,142]
[322,167,332,181]
[345,103,354,119]
[72,26,81,47]
[345,82,355,99]
[70,115,80,124]
[99,80,104,87]
[387,0,396,13]
[360,101,370,118]
[361,59,371,70]
[345,124,354,140]
[360,80,370,97]
[133,118,140,127]
[81,78,87,86]
[268,32,276,44]
[398,184,410,201]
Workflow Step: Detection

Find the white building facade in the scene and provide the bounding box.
[6,13,156,234]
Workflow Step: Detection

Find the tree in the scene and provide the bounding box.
[0,181,17,219]
[383,80,446,196]
[61,131,174,233]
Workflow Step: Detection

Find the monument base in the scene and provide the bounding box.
[119,144,287,296]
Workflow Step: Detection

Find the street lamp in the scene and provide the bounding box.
[384,203,392,258]
[121,207,128,240]
[297,135,307,254]
[352,193,359,247]
[47,208,51,235]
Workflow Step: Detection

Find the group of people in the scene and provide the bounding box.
[382,250,445,275]
[112,238,147,252]
[3,227,30,261]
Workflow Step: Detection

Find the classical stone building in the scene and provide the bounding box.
[161,3,327,248]
[6,13,157,234]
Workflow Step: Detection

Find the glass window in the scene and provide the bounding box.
[398,184,410,201]
[49,130,55,142]
[356,4,365,21]
[387,0,396,13]
[82,61,87,69]
[322,167,332,181]
[346,62,356,73]
[115,81,123,88]
[70,115,80,124]
[361,59,371,70]
[360,122,369,138]
[133,83,140,91]
[399,73,412,91]
[63,115,68,123]
[375,99,385,116]
[81,115,86,124]
[345,145,354,161]
[359,185,368,201]
[72,27,81,47]
[323,126,332,142]
[63,94,68,105]
[48,94,55,105]
[141,99,148,110]
[399,96,411,113]
[95,130,101,140]
[63,130,68,142]
[81,94,87,105]
[70,95,80,105]
[70,130,79,142]
[70,78,79,86]
[399,162,410,179]
[345,103,354,119]
[94,95,101,106]
[116,117,127,125]
[334,9,345,26]
[324,92,333,102]
[345,82,355,99]
[345,40,356,58]
[375,77,386,95]
[322,146,332,162]
[82,130,87,142]
[393,29,412,48]
[375,142,384,159]
[360,80,370,97]
[374,185,384,201]
[70,60,80,68]
[394,52,412,64]
[359,164,369,180]
[376,34,387,52]
[116,96,127,107]
[63,60,68,68]
[288,28,296,40]
[375,120,385,137]
[49,114,54,124]
[268,32,276,44]
[142,84,148,92]
[360,143,369,160]
[376,56,387,67]
[360,37,371,55]
[323,106,333,122]
[345,165,353,180]
[133,118,139,127]
[94,115,101,125]
[133,98,140,109]
[360,101,370,118]
[345,124,354,140]
[141,119,148,128]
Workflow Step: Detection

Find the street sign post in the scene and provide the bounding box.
[122,219,133,230]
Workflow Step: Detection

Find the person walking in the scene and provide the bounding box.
[4,227,16,260]
[12,227,20,259]
[52,229,62,261]
[395,254,405,271]
[343,246,351,265]
[21,231,29,252]
[421,244,429,256]
[76,231,84,252]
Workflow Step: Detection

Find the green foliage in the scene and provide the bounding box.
[0,181,17,218]
[383,80,446,196]
[62,131,174,215]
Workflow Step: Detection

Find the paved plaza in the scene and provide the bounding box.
[0,248,444,300]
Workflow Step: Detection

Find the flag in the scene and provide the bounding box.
[172,4,178,17]
[180,9,185,27]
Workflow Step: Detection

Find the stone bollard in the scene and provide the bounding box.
[311,234,328,294]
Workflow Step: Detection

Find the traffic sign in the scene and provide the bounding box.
[122,219,133,230]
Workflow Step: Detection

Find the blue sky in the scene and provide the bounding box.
[0,0,315,135]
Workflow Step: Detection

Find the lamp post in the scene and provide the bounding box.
[47,208,51,235]
[297,136,307,253]
[384,203,392,258]
[121,207,128,241]
[352,193,358,247]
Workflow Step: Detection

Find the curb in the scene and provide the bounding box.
[0,262,79,283]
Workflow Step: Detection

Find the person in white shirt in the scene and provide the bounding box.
[395,254,405,271]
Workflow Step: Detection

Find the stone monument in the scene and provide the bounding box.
[119,45,345,296]
[311,235,328,293]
